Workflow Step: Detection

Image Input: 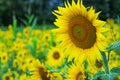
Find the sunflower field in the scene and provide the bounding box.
[0,0,120,80]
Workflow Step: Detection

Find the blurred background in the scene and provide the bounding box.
[0,1,120,80]
[0,0,120,26]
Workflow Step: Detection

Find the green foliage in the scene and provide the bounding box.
[111,67,120,74]
[92,70,105,80]
[0,0,120,26]
[20,14,37,27]
[100,51,109,74]
[95,41,120,80]
[26,43,36,58]
[107,42,120,51]
[100,73,119,80]
[13,16,17,38]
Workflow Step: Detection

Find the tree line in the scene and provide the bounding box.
[0,0,120,26]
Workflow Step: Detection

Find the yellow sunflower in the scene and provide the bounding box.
[1,52,8,64]
[42,30,51,41]
[28,59,52,80]
[3,74,13,80]
[23,26,31,37]
[2,69,13,80]
[65,63,85,80]
[46,47,64,68]
[53,0,106,62]
[88,59,104,76]
[13,59,19,68]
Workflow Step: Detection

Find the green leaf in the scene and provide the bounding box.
[29,15,34,25]
[116,16,120,26]
[92,70,105,80]
[46,64,54,70]
[26,44,36,57]
[20,18,28,26]
[101,73,119,80]
[114,46,120,55]
[84,60,88,70]
[107,42,120,51]
[26,70,33,76]
[32,17,37,28]
[100,66,120,80]
[13,15,17,38]
[110,67,120,74]
[100,51,109,74]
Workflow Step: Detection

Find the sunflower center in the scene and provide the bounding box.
[15,61,18,66]
[5,76,10,80]
[76,72,83,80]
[39,67,50,80]
[3,56,6,60]
[68,16,96,49]
[73,25,84,39]
[53,51,60,60]
[29,60,33,63]
[95,60,103,68]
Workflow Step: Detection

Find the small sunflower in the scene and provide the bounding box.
[17,32,22,38]
[29,59,52,80]
[16,50,24,61]
[2,69,13,80]
[13,59,19,68]
[23,26,31,37]
[53,0,106,62]
[46,47,64,68]
[42,30,51,41]
[1,52,8,64]
[3,74,13,80]
[94,59,103,69]
[87,59,104,78]
[65,63,85,80]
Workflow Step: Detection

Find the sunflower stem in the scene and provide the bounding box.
[100,51,109,74]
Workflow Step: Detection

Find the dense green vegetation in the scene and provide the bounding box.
[0,0,120,26]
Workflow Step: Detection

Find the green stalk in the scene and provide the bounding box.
[100,51,109,74]
[13,15,17,38]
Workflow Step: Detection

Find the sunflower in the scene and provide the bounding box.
[42,30,51,41]
[13,59,19,68]
[87,59,105,78]
[29,59,52,80]
[3,74,13,80]
[53,0,106,62]
[1,52,8,64]
[17,32,22,38]
[23,26,31,37]
[65,63,85,80]
[2,69,13,80]
[46,47,64,68]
